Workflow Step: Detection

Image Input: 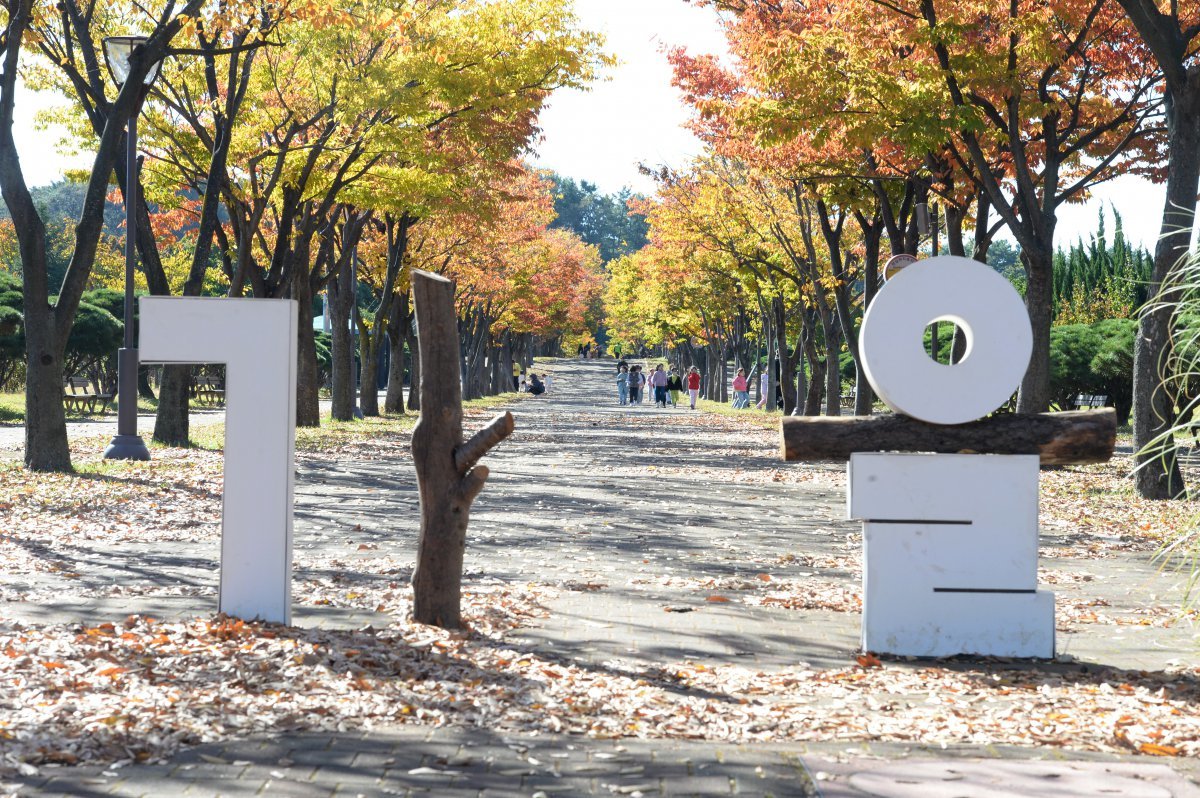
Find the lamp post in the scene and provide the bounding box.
[102,36,161,461]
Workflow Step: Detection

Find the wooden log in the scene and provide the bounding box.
[781,409,1115,466]
[410,269,514,629]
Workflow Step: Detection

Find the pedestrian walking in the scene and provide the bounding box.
[732,368,750,409]
[666,368,683,407]
[617,365,629,405]
[651,364,669,407]
[545,372,554,392]
[628,366,641,404]
[686,366,701,409]
[634,366,647,404]
[756,370,770,409]
[512,361,521,392]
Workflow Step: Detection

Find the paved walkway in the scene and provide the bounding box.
[2,359,1199,796]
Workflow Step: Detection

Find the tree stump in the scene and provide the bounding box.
[410,269,514,628]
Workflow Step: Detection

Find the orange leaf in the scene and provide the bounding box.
[705,595,731,603]
[1139,743,1181,757]
[41,661,67,670]
[856,653,882,668]
[756,573,771,582]
[96,667,129,677]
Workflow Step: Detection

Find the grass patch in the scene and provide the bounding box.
[697,398,781,430]
[183,411,419,454]
[0,393,22,424]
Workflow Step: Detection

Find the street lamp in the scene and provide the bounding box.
[102,35,161,461]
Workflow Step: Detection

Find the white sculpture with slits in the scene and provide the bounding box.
[849,256,1054,658]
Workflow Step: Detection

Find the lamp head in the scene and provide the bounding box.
[103,35,160,88]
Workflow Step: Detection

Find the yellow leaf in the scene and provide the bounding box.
[1139,743,1181,757]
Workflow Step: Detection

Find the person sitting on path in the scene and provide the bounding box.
[666,368,683,407]
[732,368,750,409]
[686,367,702,409]
[527,373,545,395]
[617,365,629,405]
[651,363,669,407]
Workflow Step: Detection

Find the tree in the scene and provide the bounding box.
[1113,1,1200,499]
[0,0,208,470]
[548,175,648,262]
[685,0,1160,414]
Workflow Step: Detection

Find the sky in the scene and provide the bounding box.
[8,0,1176,251]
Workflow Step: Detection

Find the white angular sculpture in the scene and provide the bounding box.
[139,297,298,624]
[852,256,1054,658]
[848,453,1054,657]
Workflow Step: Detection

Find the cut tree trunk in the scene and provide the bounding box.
[410,270,514,629]
[781,409,1115,466]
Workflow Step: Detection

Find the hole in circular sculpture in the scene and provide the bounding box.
[923,318,969,365]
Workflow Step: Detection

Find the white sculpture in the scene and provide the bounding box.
[140,297,298,624]
[849,256,1054,658]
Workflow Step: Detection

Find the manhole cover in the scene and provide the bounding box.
[849,761,1175,798]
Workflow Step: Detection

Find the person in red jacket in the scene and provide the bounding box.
[686,366,702,409]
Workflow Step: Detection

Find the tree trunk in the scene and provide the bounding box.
[782,409,1116,467]
[773,296,797,413]
[360,338,380,417]
[295,268,322,428]
[24,324,71,472]
[410,270,513,629]
[1017,247,1054,414]
[328,253,356,422]
[1131,80,1200,498]
[385,323,406,414]
[153,366,191,445]
[407,333,421,412]
[138,365,155,400]
[824,323,841,416]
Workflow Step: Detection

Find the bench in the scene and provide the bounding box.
[62,377,113,414]
[1072,393,1108,410]
[193,376,225,406]
[840,388,857,409]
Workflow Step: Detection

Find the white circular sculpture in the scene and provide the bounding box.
[859,255,1031,425]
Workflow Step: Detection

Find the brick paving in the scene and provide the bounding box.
[2,359,1199,796]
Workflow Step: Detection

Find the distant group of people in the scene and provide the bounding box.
[512,361,551,396]
[616,361,702,409]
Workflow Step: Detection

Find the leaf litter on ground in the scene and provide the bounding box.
[0,403,1197,770]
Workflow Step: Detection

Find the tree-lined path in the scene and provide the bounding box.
[2,359,1200,795]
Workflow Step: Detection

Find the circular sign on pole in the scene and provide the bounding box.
[883,254,917,281]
